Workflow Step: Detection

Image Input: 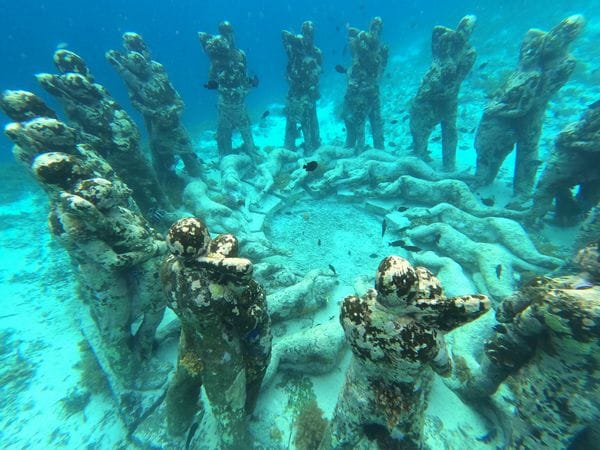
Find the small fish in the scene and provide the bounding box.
[303,161,318,171]
[381,218,387,237]
[334,64,347,74]
[388,239,406,247]
[431,136,441,142]
[458,127,469,133]
[396,206,408,212]
[402,115,409,122]
[317,239,321,246]
[347,250,351,255]
[329,315,335,320]
[390,119,398,125]
[476,428,497,443]
[481,197,495,207]
[478,62,489,70]
[388,142,397,147]
[469,127,476,133]
[433,233,441,244]
[369,253,378,258]
[403,245,422,252]
[493,324,507,333]
[496,264,503,279]
[574,280,593,290]
[203,80,218,90]
[261,110,270,120]
[249,75,259,87]
[328,264,337,275]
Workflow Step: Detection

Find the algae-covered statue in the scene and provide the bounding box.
[342,16,388,152]
[529,100,600,225]
[473,15,585,208]
[282,20,323,152]
[410,15,477,171]
[199,21,257,156]
[319,256,490,449]
[453,241,600,449]
[106,32,202,200]
[161,218,272,448]
[43,175,167,384]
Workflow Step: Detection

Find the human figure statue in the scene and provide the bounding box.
[319,256,490,449]
[529,101,600,225]
[36,49,171,214]
[452,241,600,449]
[410,15,477,171]
[473,15,585,208]
[106,32,202,202]
[198,21,257,156]
[39,173,167,385]
[343,17,388,151]
[282,21,323,152]
[161,218,272,447]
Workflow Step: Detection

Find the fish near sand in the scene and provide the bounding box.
[381,218,387,237]
[496,264,503,279]
[303,161,318,172]
[328,264,337,275]
[388,239,406,247]
[261,110,270,120]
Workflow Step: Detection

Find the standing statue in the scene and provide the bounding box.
[473,15,585,208]
[282,21,323,152]
[161,218,272,448]
[198,21,257,156]
[410,15,477,171]
[320,256,490,449]
[342,17,388,151]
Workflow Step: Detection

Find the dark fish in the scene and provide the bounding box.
[478,62,489,70]
[402,115,409,122]
[329,315,335,320]
[317,239,321,246]
[185,422,200,450]
[328,264,337,275]
[369,253,378,258]
[458,127,469,133]
[396,206,408,212]
[249,75,259,88]
[203,80,218,90]
[335,64,347,74]
[381,218,387,237]
[496,264,503,279]
[261,110,270,120]
[432,136,441,142]
[347,250,351,255]
[469,127,476,133]
[303,161,318,171]
[481,197,495,207]
[390,119,398,125]
[493,324,507,334]
[476,428,497,443]
[403,245,422,252]
[434,233,441,244]
[388,142,397,147]
[388,239,406,247]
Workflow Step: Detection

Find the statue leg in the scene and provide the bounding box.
[409,100,436,162]
[474,114,517,188]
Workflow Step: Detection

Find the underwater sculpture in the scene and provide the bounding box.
[529,100,600,225]
[0,89,57,122]
[342,16,388,151]
[35,49,171,214]
[319,256,490,449]
[199,21,257,156]
[282,20,323,152]
[473,15,585,208]
[106,32,202,200]
[452,241,600,449]
[161,218,272,448]
[45,176,167,382]
[410,15,477,171]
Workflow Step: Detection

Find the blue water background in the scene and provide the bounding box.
[0,0,597,159]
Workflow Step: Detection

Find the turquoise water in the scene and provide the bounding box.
[1,1,599,449]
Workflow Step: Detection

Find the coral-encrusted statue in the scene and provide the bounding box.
[320,256,490,449]
[161,218,272,447]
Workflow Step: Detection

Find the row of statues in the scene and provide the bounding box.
[1,13,599,450]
